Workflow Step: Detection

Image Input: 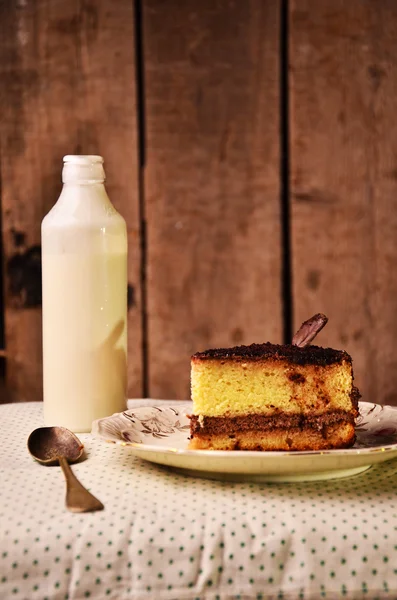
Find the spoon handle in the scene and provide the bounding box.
[58,456,104,513]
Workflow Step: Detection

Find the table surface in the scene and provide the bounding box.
[1,402,397,600]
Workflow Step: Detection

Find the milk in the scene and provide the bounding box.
[42,156,127,432]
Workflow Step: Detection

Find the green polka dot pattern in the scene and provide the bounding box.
[1,402,397,599]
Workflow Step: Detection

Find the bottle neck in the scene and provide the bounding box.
[62,155,105,185]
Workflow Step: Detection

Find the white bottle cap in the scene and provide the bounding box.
[62,155,105,184]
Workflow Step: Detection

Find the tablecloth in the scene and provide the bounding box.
[1,402,397,600]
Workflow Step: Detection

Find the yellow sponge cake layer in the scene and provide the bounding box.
[189,421,356,451]
[191,359,353,417]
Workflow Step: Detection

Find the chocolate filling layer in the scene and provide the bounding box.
[190,411,355,436]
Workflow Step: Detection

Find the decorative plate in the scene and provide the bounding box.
[91,401,397,482]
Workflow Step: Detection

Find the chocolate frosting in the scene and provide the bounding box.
[192,342,351,367]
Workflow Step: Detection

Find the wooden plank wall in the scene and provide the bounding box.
[1,0,396,404]
[143,0,282,399]
[290,0,397,405]
[0,0,143,402]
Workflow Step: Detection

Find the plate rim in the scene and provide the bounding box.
[92,400,397,459]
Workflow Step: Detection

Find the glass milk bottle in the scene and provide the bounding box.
[42,155,127,432]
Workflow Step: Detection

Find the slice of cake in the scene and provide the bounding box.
[189,315,360,451]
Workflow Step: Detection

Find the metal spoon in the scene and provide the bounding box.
[27,426,104,513]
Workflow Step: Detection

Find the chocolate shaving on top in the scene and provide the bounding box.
[292,313,328,348]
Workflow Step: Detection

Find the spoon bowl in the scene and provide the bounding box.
[27,426,84,465]
[27,426,104,513]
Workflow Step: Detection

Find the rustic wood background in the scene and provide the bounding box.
[0,0,395,405]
